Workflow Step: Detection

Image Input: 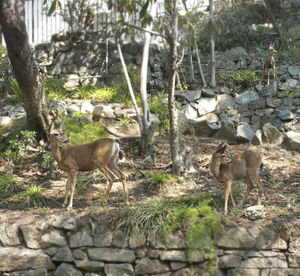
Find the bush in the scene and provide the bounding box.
[217,69,259,95]
[149,92,169,133]
[0,46,13,95]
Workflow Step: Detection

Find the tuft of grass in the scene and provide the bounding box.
[146,172,178,190]
[13,185,47,207]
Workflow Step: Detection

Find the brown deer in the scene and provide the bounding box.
[48,125,128,210]
[261,43,279,85]
[210,142,263,215]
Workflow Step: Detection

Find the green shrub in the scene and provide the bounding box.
[0,174,17,199]
[43,78,68,101]
[217,69,259,95]
[62,115,108,145]
[149,92,169,133]
[9,78,23,105]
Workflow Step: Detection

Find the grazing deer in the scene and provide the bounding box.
[48,125,128,210]
[210,142,263,215]
[261,43,279,85]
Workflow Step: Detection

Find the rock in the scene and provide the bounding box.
[54,263,82,276]
[175,90,187,101]
[217,226,256,249]
[160,250,187,262]
[20,224,40,249]
[237,122,255,142]
[186,90,202,102]
[260,82,278,97]
[225,47,247,61]
[41,230,67,248]
[112,229,129,248]
[0,248,55,272]
[279,79,299,91]
[81,101,94,114]
[11,268,48,276]
[262,123,284,145]
[50,100,67,115]
[221,86,231,95]
[66,103,80,114]
[216,118,237,143]
[129,231,146,249]
[182,104,198,120]
[285,131,300,152]
[196,98,217,116]
[277,109,294,121]
[52,246,74,262]
[288,66,300,78]
[73,249,87,260]
[240,257,287,268]
[292,0,300,7]
[219,255,242,268]
[88,248,135,263]
[244,205,264,220]
[189,118,220,137]
[75,260,104,272]
[201,88,215,97]
[93,104,116,119]
[93,224,112,247]
[227,268,260,276]
[53,216,76,230]
[0,116,12,126]
[251,129,263,145]
[69,230,93,248]
[135,257,170,275]
[235,91,260,105]
[216,94,237,112]
[0,223,20,246]
[105,263,134,276]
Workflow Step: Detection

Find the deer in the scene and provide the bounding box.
[48,124,128,211]
[261,43,279,85]
[210,141,263,216]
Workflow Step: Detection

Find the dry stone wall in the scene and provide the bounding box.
[0,212,299,275]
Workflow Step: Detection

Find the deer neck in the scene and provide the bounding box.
[210,156,222,178]
[50,137,62,163]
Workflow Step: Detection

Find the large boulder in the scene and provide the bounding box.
[216,118,237,143]
[236,122,255,143]
[262,123,284,145]
[285,131,300,152]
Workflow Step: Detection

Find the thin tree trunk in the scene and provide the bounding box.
[140,1,157,157]
[167,0,182,175]
[209,0,216,87]
[0,0,51,140]
[117,43,143,134]
[194,40,207,87]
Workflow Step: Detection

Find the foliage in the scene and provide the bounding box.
[3,130,37,161]
[217,69,259,95]
[62,115,108,145]
[147,171,178,190]
[41,153,56,171]
[0,174,17,199]
[0,46,13,95]
[149,92,169,133]
[278,44,300,65]
[289,87,300,112]
[43,78,69,101]
[9,78,23,105]
[13,185,48,207]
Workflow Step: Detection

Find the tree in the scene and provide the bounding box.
[209,0,216,87]
[166,0,182,174]
[0,0,51,140]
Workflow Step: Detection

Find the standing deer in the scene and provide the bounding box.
[261,43,279,85]
[210,142,263,215]
[48,126,128,210]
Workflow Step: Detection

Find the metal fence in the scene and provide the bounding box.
[2,0,209,45]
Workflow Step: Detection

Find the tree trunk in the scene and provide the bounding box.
[209,0,216,87]
[0,0,51,140]
[194,40,207,87]
[167,0,182,175]
[140,1,157,157]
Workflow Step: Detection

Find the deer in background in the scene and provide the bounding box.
[261,43,279,85]
[210,142,263,215]
[48,125,128,210]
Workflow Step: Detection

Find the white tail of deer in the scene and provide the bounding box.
[210,142,263,215]
[261,43,279,85]
[48,125,128,210]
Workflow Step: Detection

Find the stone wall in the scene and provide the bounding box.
[0,211,299,275]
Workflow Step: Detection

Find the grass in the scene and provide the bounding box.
[0,174,17,199]
[146,171,179,191]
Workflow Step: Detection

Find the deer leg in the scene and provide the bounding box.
[224,180,232,216]
[66,169,77,211]
[238,178,253,208]
[108,162,128,205]
[267,69,270,85]
[230,191,236,208]
[63,176,71,207]
[98,167,115,200]
[273,65,279,82]
[250,174,263,205]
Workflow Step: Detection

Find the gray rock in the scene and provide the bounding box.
[135,257,170,275]
[251,129,263,145]
[221,86,231,95]
[219,255,242,268]
[50,100,67,115]
[175,90,187,101]
[217,226,256,249]
[262,123,284,145]
[240,257,287,268]
[285,131,300,152]
[0,116,12,126]
[93,225,112,247]
[277,109,294,121]
[288,66,300,78]
[288,254,300,268]
[11,268,48,276]
[75,260,104,272]
[0,223,20,247]
[290,236,300,254]
[66,103,80,114]
[292,0,300,8]
[52,246,74,262]
[225,47,247,61]
[81,101,94,114]
[236,122,255,143]
[235,91,259,105]
[72,249,87,260]
[189,118,220,137]
[0,248,55,272]
[69,230,93,248]
[201,88,215,97]
[129,231,146,249]
[186,90,202,102]
[20,224,40,249]
[260,82,278,97]
[266,97,281,108]
[53,216,76,230]
[54,263,82,276]
[112,229,128,248]
[160,250,187,262]
[216,118,237,143]
[105,263,134,276]
[216,94,237,112]
[227,268,260,276]
[244,205,264,220]
[41,230,67,248]
[88,248,135,263]
[196,98,217,116]
[93,104,116,119]
[279,79,299,91]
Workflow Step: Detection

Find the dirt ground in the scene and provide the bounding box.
[0,130,299,228]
